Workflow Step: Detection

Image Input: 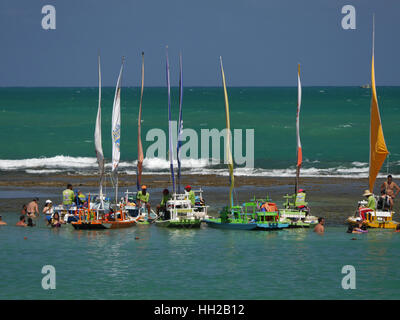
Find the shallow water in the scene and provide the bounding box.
[1,212,399,300]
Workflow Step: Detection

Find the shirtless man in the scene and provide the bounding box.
[381,175,400,210]
[26,198,39,218]
[314,217,325,234]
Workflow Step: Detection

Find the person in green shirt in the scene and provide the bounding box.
[184,185,196,206]
[137,185,151,217]
[363,189,376,210]
[295,189,307,207]
[62,184,75,206]
[77,190,86,206]
[156,189,171,216]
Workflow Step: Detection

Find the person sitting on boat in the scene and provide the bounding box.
[62,184,75,207]
[377,189,391,211]
[137,185,151,217]
[380,175,400,211]
[184,185,196,206]
[77,190,86,206]
[261,202,272,212]
[156,189,171,216]
[362,190,376,210]
[295,189,310,214]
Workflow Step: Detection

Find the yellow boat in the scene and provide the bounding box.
[347,17,397,229]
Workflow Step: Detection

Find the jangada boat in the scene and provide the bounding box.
[204,57,257,231]
[277,64,317,228]
[205,206,257,230]
[279,194,318,228]
[72,56,136,230]
[346,18,398,230]
[242,197,289,230]
[71,206,137,230]
[154,50,207,229]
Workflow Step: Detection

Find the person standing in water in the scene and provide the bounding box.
[381,175,400,210]
[314,217,325,234]
[16,215,27,227]
[26,198,39,218]
[0,215,7,225]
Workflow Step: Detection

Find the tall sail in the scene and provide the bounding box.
[137,52,145,191]
[166,48,175,193]
[220,57,234,207]
[94,55,105,209]
[295,64,302,194]
[111,58,124,202]
[369,18,389,191]
[177,52,183,193]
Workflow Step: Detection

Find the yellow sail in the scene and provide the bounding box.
[369,27,389,192]
[220,57,234,207]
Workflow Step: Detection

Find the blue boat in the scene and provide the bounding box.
[205,218,257,230]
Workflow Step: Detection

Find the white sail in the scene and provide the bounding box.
[111,59,124,173]
[94,55,104,209]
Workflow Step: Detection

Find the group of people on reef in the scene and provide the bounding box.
[62,184,87,207]
[137,184,197,219]
[4,175,399,233]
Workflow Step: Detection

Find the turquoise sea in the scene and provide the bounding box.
[1,213,400,300]
[0,87,399,178]
[1,87,400,300]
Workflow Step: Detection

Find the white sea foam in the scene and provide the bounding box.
[0,155,398,178]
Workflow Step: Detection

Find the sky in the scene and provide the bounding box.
[0,0,399,87]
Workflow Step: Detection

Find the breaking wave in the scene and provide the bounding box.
[0,155,398,178]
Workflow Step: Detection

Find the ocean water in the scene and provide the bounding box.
[0,87,399,177]
[1,213,399,300]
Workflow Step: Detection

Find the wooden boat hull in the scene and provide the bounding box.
[155,219,201,228]
[101,220,136,229]
[205,219,257,230]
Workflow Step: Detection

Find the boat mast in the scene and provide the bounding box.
[95,54,105,211]
[295,63,302,195]
[177,52,183,194]
[220,56,234,208]
[166,47,176,194]
[137,52,144,191]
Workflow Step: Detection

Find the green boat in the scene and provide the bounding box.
[279,194,318,228]
[242,197,289,230]
[204,57,258,231]
[205,206,258,230]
